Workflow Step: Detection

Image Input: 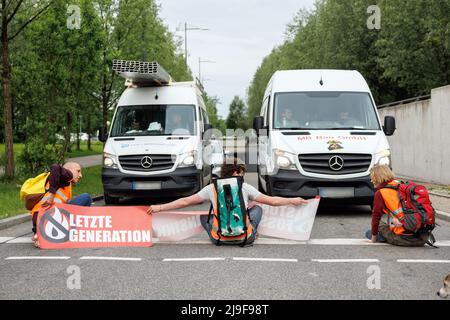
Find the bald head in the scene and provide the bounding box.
[64,162,82,183]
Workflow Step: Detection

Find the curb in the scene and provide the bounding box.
[0,214,30,231]
[93,195,104,202]
[0,195,104,231]
[436,210,450,223]
[429,191,450,200]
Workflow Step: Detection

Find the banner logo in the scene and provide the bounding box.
[39,207,72,243]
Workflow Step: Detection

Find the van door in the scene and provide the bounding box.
[201,108,212,186]
[258,96,271,184]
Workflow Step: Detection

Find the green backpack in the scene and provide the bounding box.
[208,176,252,246]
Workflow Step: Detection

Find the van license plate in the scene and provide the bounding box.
[319,187,354,198]
[132,182,161,190]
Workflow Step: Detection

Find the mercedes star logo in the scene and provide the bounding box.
[329,156,344,171]
[141,156,153,169]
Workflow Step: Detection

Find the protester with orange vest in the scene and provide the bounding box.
[366,165,426,246]
[31,162,92,247]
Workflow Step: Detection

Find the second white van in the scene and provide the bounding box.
[253,69,396,204]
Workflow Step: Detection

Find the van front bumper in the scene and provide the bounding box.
[264,170,374,204]
[102,167,202,198]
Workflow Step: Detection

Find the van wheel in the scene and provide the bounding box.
[104,193,120,205]
[257,175,266,194]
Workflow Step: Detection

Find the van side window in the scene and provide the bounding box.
[262,97,270,127]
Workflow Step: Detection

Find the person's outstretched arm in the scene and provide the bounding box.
[254,194,308,207]
[147,194,204,215]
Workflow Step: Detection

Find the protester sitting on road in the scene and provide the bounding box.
[147,158,309,245]
[31,162,93,247]
[365,165,427,247]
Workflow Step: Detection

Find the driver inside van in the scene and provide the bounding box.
[276,107,300,128]
[337,109,362,127]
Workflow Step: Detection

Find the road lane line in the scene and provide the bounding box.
[307,239,388,246]
[79,256,142,262]
[312,259,380,263]
[163,258,226,262]
[5,256,71,260]
[232,257,298,263]
[0,237,14,244]
[5,237,33,244]
[397,259,450,264]
[434,241,450,247]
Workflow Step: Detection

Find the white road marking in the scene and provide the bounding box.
[232,257,298,263]
[312,259,380,263]
[307,239,388,246]
[397,259,450,264]
[163,257,226,262]
[79,256,142,262]
[4,237,33,244]
[2,237,450,246]
[0,237,14,244]
[5,256,71,260]
[434,241,450,247]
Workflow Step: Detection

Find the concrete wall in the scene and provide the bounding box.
[378,85,450,185]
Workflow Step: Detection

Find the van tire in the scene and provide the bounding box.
[257,175,266,194]
[104,192,120,205]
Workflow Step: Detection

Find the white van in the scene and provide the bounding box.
[99,60,214,204]
[253,70,396,204]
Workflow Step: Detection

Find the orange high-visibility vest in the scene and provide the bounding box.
[31,180,72,213]
[379,180,407,235]
[209,185,253,243]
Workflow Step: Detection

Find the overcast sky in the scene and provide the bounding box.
[157,0,316,119]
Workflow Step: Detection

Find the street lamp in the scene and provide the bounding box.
[177,23,209,67]
[198,58,215,84]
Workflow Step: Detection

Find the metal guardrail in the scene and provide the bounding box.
[377,94,431,109]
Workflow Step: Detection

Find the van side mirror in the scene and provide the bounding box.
[383,116,396,136]
[98,127,109,142]
[253,116,264,135]
[204,123,213,132]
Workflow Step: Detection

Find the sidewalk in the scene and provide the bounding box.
[68,155,102,168]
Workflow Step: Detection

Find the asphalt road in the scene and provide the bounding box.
[1,173,450,300]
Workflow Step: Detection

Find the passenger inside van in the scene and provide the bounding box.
[165,109,192,135]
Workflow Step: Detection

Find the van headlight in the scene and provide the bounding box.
[103,153,118,169]
[375,149,391,166]
[179,151,196,167]
[274,149,297,170]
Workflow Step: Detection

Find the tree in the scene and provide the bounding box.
[1,0,53,179]
[226,96,248,130]
[203,92,225,134]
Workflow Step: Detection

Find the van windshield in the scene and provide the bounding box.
[111,105,197,137]
[273,92,380,130]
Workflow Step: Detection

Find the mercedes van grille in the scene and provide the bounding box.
[298,154,372,175]
[119,154,175,172]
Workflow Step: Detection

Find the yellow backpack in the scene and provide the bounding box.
[20,172,50,211]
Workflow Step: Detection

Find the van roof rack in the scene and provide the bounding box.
[112,60,172,86]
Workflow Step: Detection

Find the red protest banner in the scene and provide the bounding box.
[37,204,152,249]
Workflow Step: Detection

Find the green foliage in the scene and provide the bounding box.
[17,136,61,179]
[247,0,450,120]
[4,0,194,176]
[226,96,249,130]
[203,93,226,134]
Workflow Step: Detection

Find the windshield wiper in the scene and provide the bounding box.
[319,127,369,130]
[278,127,311,130]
